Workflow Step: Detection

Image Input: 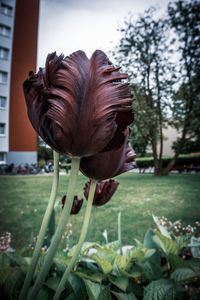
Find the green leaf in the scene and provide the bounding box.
[109,275,128,292]
[155,232,185,255]
[111,291,137,300]
[144,230,157,249]
[84,280,111,300]
[36,286,50,300]
[44,276,62,291]
[153,215,171,239]
[168,254,195,271]
[75,270,103,283]
[152,235,168,255]
[143,279,175,300]
[91,254,113,275]
[5,267,25,297]
[0,266,14,284]
[113,255,127,275]
[105,241,120,251]
[145,249,156,260]
[0,253,10,267]
[170,268,198,283]
[67,273,86,297]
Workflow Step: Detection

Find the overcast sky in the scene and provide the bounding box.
[37,0,172,67]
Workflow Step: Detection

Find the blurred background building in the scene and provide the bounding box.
[0,0,39,165]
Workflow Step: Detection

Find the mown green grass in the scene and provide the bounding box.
[0,173,200,249]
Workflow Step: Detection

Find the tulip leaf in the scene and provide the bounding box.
[111,291,138,300]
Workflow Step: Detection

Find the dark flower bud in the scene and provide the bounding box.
[62,195,83,214]
[84,179,119,206]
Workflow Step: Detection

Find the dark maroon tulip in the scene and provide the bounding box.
[23,50,133,158]
[62,195,83,214]
[84,179,119,206]
[80,128,136,180]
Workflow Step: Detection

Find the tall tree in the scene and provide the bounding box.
[113,7,174,175]
[163,0,200,174]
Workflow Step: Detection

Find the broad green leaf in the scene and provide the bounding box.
[53,257,67,273]
[84,279,111,300]
[144,230,157,249]
[91,254,113,274]
[168,254,195,271]
[67,273,86,296]
[152,235,168,255]
[105,240,120,251]
[5,267,25,297]
[114,255,127,272]
[145,249,156,260]
[111,291,137,300]
[75,270,103,283]
[44,276,62,291]
[153,215,171,239]
[170,268,197,283]
[143,279,175,300]
[156,232,185,255]
[109,275,128,292]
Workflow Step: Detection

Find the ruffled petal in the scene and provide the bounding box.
[80,128,136,180]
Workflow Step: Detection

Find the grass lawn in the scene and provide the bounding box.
[0,172,200,249]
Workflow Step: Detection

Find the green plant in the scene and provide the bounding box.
[1,215,200,300]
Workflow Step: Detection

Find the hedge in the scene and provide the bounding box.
[136,154,200,171]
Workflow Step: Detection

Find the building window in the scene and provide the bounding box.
[0,24,11,37]
[0,47,9,60]
[0,96,6,108]
[0,123,6,135]
[0,71,8,84]
[1,3,13,17]
[0,152,5,163]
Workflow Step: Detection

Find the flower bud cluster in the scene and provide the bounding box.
[0,232,13,253]
[157,216,200,237]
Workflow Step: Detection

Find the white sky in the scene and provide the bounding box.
[37,0,172,68]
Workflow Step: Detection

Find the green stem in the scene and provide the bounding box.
[118,212,122,255]
[19,151,59,300]
[28,157,80,300]
[53,179,97,300]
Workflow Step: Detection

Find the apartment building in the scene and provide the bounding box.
[0,0,39,165]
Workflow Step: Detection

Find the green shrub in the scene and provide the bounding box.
[1,216,200,299]
[136,155,200,172]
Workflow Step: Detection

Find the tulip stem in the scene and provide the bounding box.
[27,157,80,300]
[118,212,122,255]
[19,150,60,300]
[53,179,97,300]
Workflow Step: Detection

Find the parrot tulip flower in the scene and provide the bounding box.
[23,50,133,158]
[84,179,119,206]
[80,128,136,180]
[61,195,83,215]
